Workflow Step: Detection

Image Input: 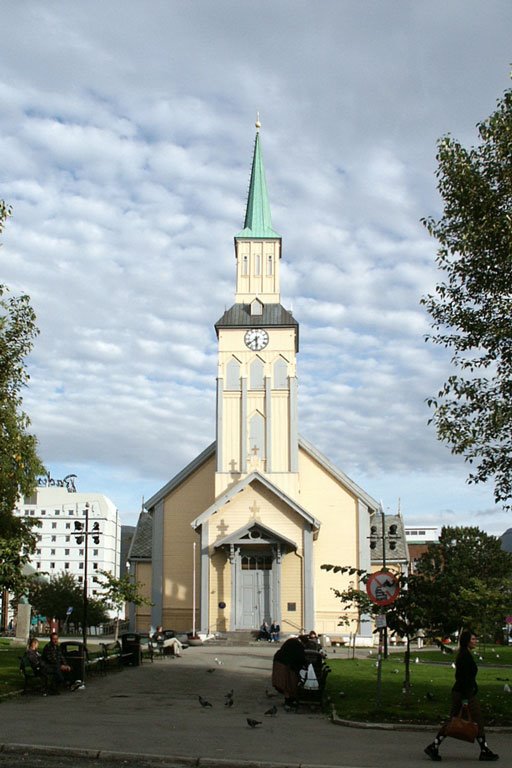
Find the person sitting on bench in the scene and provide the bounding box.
[41,632,71,690]
[151,626,183,657]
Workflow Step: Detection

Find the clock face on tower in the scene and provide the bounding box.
[244,328,269,351]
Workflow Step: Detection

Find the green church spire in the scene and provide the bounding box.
[235,120,280,239]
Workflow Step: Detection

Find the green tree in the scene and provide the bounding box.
[28,571,109,629]
[29,572,82,625]
[421,87,512,507]
[0,516,40,594]
[414,526,512,641]
[0,200,45,535]
[98,570,152,640]
[321,565,425,690]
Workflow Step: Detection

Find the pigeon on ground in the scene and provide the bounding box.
[265,688,276,698]
[264,705,277,716]
[225,698,234,707]
[225,689,234,699]
[207,668,215,673]
[247,718,262,728]
[198,695,213,707]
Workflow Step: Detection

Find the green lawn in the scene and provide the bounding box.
[326,649,512,725]
[0,638,104,698]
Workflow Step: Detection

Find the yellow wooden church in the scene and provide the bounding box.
[128,124,407,640]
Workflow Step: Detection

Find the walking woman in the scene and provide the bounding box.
[424,629,499,761]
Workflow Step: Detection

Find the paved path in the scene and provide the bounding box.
[0,644,508,768]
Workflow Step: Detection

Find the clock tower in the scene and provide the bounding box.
[214,121,299,498]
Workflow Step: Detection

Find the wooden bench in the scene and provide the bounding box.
[100,640,125,671]
[19,654,49,695]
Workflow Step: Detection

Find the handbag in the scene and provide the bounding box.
[444,706,479,743]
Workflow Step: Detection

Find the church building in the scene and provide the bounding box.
[129,124,404,640]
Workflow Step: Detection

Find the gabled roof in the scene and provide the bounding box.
[127,511,153,561]
[214,520,297,552]
[145,441,216,511]
[235,129,280,240]
[369,512,409,564]
[191,470,321,530]
[298,435,379,512]
[144,435,379,516]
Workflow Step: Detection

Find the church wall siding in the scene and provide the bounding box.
[280,551,303,632]
[271,392,290,471]
[133,562,152,632]
[160,456,215,631]
[296,448,362,634]
[222,393,241,473]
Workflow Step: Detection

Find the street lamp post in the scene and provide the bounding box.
[74,502,101,681]
[369,506,400,659]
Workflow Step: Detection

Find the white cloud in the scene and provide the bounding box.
[1,1,510,534]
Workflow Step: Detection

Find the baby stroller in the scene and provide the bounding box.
[296,649,331,710]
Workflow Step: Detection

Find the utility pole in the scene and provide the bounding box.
[74,502,101,681]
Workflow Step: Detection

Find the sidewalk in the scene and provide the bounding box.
[0,644,509,768]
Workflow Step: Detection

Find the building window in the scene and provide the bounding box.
[36,549,41,555]
[242,254,249,276]
[65,523,70,529]
[79,563,84,570]
[78,576,83,583]
[226,358,241,391]
[41,510,46,516]
[254,253,261,275]
[65,549,70,555]
[50,562,55,569]
[93,563,98,570]
[52,522,57,529]
[93,550,98,557]
[51,549,55,555]
[51,536,56,542]
[267,254,273,275]
[65,562,69,569]
[55,510,60,515]
[249,412,265,460]
[79,549,84,556]
[36,562,41,569]
[273,357,288,389]
[68,511,74,516]
[249,358,264,390]
[65,536,70,542]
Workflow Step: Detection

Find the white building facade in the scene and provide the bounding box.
[14,483,121,602]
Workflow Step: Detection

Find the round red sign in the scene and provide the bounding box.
[366,571,400,606]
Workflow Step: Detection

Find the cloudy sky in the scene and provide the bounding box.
[1,1,511,535]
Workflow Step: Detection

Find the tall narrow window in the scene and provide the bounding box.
[250,358,264,390]
[266,254,273,275]
[226,357,241,390]
[249,412,265,460]
[254,253,261,275]
[274,357,288,389]
[242,254,249,276]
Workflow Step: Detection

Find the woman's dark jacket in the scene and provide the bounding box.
[273,638,306,672]
[452,649,478,698]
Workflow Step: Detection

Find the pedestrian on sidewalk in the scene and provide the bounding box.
[424,629,499,762]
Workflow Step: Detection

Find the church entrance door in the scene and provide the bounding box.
[237,553,273,630]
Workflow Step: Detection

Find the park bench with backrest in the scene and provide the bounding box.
[19,654,49,695]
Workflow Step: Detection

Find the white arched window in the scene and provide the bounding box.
[226,357,241,390]
[249,357,264,390]
[273,357,288,389]
[249,412,265,460]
